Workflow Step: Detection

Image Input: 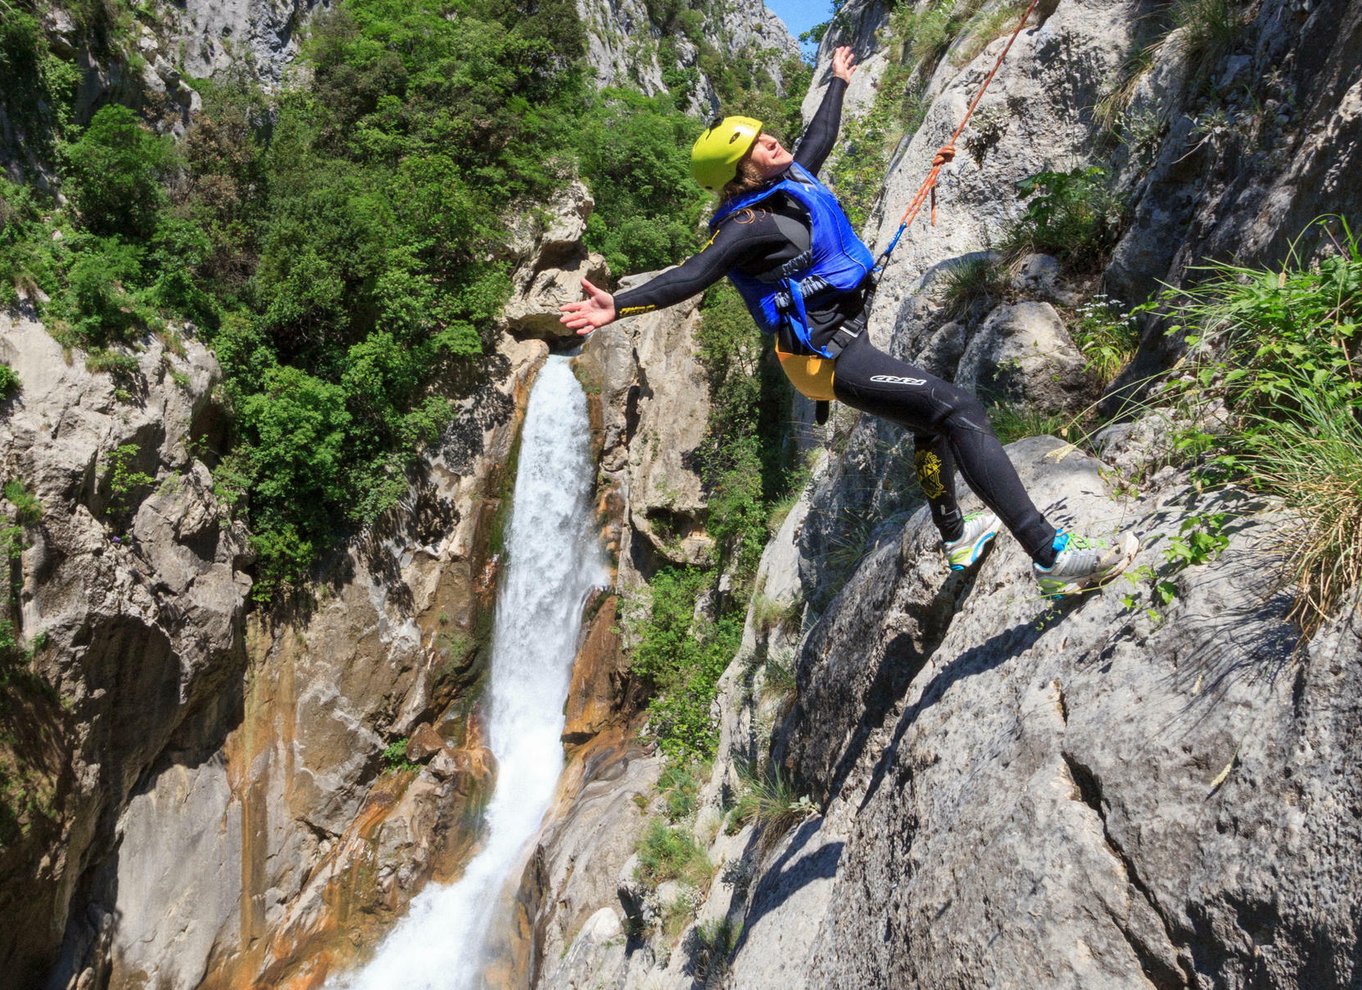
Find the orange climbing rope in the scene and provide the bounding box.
[874,0,1042,263]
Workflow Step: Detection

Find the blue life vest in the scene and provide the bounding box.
[709,163,874,359]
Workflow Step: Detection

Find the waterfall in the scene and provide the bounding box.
[331,355,608,990]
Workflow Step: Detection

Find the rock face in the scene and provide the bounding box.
[577,0,799,113]
[0,313,251,989]
[954,300,1091,413]
[575,283,714,585]
[786,441,1362,989]
[168,0,327,87]
[502,182,610,342]
[513,2,1362,988]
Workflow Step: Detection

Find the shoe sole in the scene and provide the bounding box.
[1038,534,1140,598]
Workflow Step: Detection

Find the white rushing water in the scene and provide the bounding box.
[332,355,608,990]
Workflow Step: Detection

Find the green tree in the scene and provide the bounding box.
[576,88,708,275]
[64,104,174,238]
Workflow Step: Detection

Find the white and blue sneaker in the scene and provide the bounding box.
[1034,530,1139,598]
[942,511,1001,571]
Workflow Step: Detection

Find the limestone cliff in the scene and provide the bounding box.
[577,0,800,113]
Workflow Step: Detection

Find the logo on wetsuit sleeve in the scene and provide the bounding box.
[869,374,927,386]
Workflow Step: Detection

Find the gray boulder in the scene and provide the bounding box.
[956,300,1091,413]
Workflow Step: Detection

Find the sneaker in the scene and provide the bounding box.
[1034,530,1140,598]
[942,511,1001,571]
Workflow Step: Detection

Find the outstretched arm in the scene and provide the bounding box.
[794,46,858,175]
[561,214,789,334]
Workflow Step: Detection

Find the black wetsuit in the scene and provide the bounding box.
[614,81,1059,565]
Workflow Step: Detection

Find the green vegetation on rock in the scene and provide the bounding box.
[0,0,801,603]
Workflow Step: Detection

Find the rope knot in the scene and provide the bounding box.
[933,144,957,167]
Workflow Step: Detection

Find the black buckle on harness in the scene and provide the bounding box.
[821,311,866,359]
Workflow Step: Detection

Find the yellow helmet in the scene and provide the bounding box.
[691,116,763,193]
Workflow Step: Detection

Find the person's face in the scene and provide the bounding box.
[748,133,793,178]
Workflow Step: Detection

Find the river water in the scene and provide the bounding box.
[331,354,608,990]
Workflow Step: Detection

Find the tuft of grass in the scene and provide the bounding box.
[1148,217,1361,633]
[1239,383,1362,634]
[84,348,141,379]
[1168,0,1244,89]
[940,254,1009,320]
[760,647,797,710]
[987,402,1069,445]
[657,759,703,823]
[660,890,697,944]
[732,760,816,854]
[635,818,714,889]
[687,916,743,983]
[2,479,42,525]
[823,505,880,580]
[952,0,1031,67]
[1094,35,1158,136]
[750,592,799,635]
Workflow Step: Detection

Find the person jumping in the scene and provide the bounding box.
[559,46,1137,597]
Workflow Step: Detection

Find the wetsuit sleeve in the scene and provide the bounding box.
[612,213,789,317]
[793,77,848,176]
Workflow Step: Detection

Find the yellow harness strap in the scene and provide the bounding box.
[775,345,838,401]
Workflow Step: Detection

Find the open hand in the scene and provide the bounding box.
[831,45,857,83]
[559,277,616,335]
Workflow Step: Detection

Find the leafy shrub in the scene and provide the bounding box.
[1002,166,1125,272]
[51,235,155,349]
[1072,294,1140,384]
[0,10,79,154]
[827,74,919,230]
[0,364,18,399]
[828,0,1004,226]
[0,178,62,307]
[381,738,418,773]
[83,348,141,379]
[627,568,743,760]
[104,443,154,522]
[64,104,174,238]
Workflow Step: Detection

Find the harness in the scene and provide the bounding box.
[711,164,875,402]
